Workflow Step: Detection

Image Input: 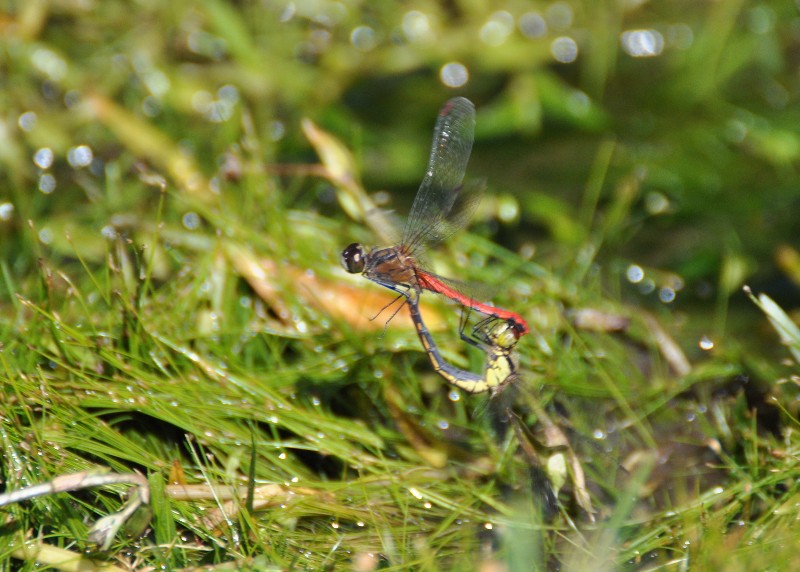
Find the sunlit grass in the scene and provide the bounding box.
[1,0,800,570]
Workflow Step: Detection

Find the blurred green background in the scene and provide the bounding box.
[2,0,800,569]
[3,0,798,306]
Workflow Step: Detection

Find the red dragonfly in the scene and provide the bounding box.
[340,97,529,336]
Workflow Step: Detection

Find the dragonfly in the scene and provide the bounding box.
[406,290,519,394]
[340,97,529,336]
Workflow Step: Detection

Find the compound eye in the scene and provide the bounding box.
[341,243,366,274]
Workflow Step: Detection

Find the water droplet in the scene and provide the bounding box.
[638,278,656,294]
[644,191,670,214]
[519,12,547,38]
[567,90,590,115]
[187,30,228,60]
[0,202,14,221]
[182,211,201,230]
[38,173,56,194]
[67,144,93,168]
[38,228,53,244]
[545,2,573,31]
[440,62,469,88]
[626,264,644,283]
[498,196,519,222]
[280,2,296,22]
[480,11,514,46]
[551,36,578,63]
[269,120,285,141]
[658,287,676,303]
[33,147,54,169]
[402,10,432,43]
[437,419,449,430]
[64,90,81,108]
[351,26,378,51]
[192,90,213,113]
[621,29,665,58]
[31,48,67,81]
[448,390,461,402]
[699,336,714,350]
[18,111,37,132]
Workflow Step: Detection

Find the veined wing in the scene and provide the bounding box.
[402,97,479,255]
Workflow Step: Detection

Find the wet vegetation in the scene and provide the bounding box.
[1,1,800,570]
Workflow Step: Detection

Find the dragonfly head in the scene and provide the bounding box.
[487,320,521,350]
[341,243,366,274]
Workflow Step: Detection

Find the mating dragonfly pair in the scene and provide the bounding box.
[341,97,528,394]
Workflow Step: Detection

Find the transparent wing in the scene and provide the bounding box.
[402,97,479,255]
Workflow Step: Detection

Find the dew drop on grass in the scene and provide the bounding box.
[658,287,676,303]
[67,145,93,168]
[18,111,37,131]
[440,62,469,88]
[0,203,14,221]
[551,36,578,63]
[182,211,201,230]
[480,11,514,47]
[639,278,655,294]
[546,2,573,31]
[270,120,285,141]
[519,12,547,38]
[38,173,56,194]
[402,10,432,43]
[34,147,54,169]
[350,26,377,52]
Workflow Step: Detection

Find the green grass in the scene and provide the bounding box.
[2,0,800,570]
